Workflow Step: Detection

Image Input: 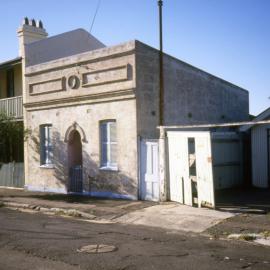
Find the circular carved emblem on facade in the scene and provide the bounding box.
[68,75,80,89]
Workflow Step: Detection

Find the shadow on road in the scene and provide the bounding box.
[215,187,270,214]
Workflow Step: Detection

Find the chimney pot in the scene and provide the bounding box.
[37,20,43,29]
[17,17,48,57]
[30,19,36,27]
[23,17,29,25]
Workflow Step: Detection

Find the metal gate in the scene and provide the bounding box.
[140,140,160,201]
[0,162,24,188]
[69,165,83,193]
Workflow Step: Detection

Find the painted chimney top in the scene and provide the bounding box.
[29,19,36,27]
[23,17,29,25]
[37,20,43,29]
[17,17,48,57]
[22,17,44,29]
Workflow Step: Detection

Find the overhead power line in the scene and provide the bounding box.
[90,0,101,34]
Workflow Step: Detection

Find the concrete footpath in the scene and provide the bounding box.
[0,188,234,233]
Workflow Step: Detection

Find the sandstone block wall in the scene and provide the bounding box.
[135,41,249,138]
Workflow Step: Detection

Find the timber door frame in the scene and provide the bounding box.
[139,139,160,201]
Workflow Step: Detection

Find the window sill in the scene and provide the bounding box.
[40,164,55,169]
[99,166,118,172]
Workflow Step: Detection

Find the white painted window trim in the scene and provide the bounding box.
[39,164,55,169]
[99,166,118,172]
[100,120,117,170]
[40,124,54,166]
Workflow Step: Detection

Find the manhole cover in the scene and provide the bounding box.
[77,244,117,254]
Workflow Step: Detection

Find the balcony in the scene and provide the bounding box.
[0,96,23,119]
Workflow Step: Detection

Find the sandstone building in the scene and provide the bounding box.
[0,18,249,200]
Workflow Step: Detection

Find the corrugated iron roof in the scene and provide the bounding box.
[240,107,270,132]
[0,57,22,69]
[25,28,105,67]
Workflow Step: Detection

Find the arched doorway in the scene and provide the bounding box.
[68,130,83,193]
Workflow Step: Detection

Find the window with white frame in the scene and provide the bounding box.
[100,120,117,169]
[40,124,53,166]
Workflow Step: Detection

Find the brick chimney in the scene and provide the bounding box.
[17,17,48,58]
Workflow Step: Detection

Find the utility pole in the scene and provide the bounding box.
[157,0,167,202]
[158,0,164,126]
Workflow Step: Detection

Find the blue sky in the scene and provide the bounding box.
[0,0,269,115]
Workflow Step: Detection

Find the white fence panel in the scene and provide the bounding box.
[167,133,190,204]
[0,162,24,188]
[195,133,215,208]
[211,133,243,189]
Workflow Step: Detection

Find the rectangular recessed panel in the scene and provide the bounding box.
[29,78,65,95]
[82,65,128,87]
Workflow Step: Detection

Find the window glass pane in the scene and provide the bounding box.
[100,121,117,168]
[110,143,117,165]
[47,149,53,164]
[101,143,108,166]
[47,126,52,146]
[40,125,53,165]
[40,126,45,164]
[109,122,117,143]
[100,123,108,143]
[48,126,53,164]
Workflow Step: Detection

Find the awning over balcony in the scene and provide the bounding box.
[0,57,22,70]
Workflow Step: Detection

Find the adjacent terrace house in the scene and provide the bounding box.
[1,18,249,201]
[0,56,24,188]
[0,18,48,188]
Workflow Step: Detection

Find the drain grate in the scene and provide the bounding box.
[77,244,117,254]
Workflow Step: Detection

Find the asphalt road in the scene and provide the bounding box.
[0,208,269,270]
